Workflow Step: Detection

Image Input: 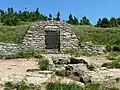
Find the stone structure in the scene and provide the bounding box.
[0,43,23,56]
[0,21,106,56]
[23,21,79,51]
[80,42,106,54]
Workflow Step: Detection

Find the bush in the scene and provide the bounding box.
[112,45,120,52]
[4,80,41,90]
[46,83,103,90]
[46,83,83,90]
[108,87,119,90]
[85,83,101,90]
[38,58,49,70]
[106,45,112,52]
[102,60,120,69]
[106,52,120,60]
[16,50,36,59]
[14,50,42,59]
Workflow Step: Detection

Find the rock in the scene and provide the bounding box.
[80,74,92,84]
[49,76,85,87]
[39,71,54,74]
[11,64,17,66]
[80,42,106,54]
[7,67,12,70]
[70,56,91,66]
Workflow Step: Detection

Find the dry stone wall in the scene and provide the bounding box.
[80,42,106,54]
[0,43,23,55]
[0,21,106,56]
[23,21,79,51]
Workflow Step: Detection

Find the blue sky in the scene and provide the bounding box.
[0,0,120,24]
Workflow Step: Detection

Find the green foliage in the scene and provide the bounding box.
[108,87,119,90]
[116,17,120,25]
[38,58,49,70]
[67,14,75,24]
[85,83,102,90]
[115,77,120,83]
[106,52,120,60]
[73,16,79,25]
[96,18,110,28]
[55,12,60,21]
[110,17,118,27]
[0,7,48,26]
[103,52,120,68]
[102,60,120,69]
[96,17,119,28]
[48,14,52,21]
[46,83,83,90]
[2,50,43,59]
[46,83,103,90]
[80,16,91,25]
[106,45,112,52]
[4,81,41,90]
[16,50,37,59]
[112,45,120,52]
[0,24,28,43]
[75,25,120,45]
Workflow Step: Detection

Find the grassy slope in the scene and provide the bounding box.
[0,22,31,44]
[1,23,120,45]
[74,25,120,45]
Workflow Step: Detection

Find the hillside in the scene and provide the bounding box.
[74,25,120,45]
[0,23,120,45]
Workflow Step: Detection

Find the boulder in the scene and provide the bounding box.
[49,76,85,87]
[70,56,91,66]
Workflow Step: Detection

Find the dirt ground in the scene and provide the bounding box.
[89,55,112,67]
[0,58,39,89]
[0,55,119,89]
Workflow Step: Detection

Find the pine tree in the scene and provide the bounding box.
[48,14,52,21]
[55,12,60,21]
[73,16,79,25]
[110,17,118,27]
[67,14,74,24]
[116,17,120,25]
[101,18,110,28]
[80,16,91,25]
[96,18,102,27]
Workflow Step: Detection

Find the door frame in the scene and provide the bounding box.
[45,30,60,51]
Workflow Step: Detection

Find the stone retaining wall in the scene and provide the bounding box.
[0,43,25,55]
[0,42,106,56]
[80,42,106,54]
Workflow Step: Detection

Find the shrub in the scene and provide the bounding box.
[46,83,103,90]
[38,58,49,70]
[4,80,41,90]
[85,83,102,90]
[108,87,119,90]
[106,52,120,60]
[106,45,112,52]
[112,45,120,52]
[16,50,36,59]
[46,83,83,90]
[14,50,42,59]
[55,70,67,77]
[115,77,120,83]
[102,60,120,69]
